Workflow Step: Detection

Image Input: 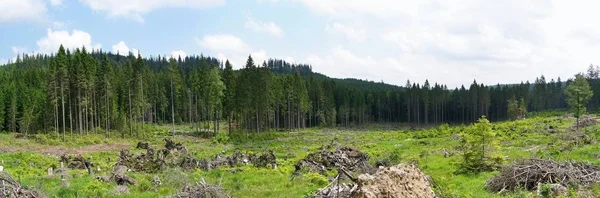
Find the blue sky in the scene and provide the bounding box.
[1,0,599,88]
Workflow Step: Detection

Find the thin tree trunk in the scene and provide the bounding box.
[256,105,260,133]
[141,76,144,139]
[128,87,132,137]
[61,84,66,141]
[69,89,73,138]
[170,79,175,133]
[106,78,109,138]
[78,88,82,136]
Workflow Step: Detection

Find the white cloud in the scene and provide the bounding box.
[290,0,600,87]
[11,46,27,55]
[251,50,268,65]
[80,0,225,22]
[300,0,422,19]
[0,0,47,23]
[257,0,284,3]
[48,0,62,6]
[245,17,284,38]
[52,21,66,29]
[283,56,295,63]
[197,34,275,68]
[197,34,251,53]
[171,50,187,59]
[111,41,140,56]
[112,41,128,55]
[37,28,101,54]
[211,50,270,69]
[326,22,366,41]
[306,46,406,83]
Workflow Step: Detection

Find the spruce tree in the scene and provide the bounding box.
[564,73,593,129]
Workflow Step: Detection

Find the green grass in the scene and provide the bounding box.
[2,113,600,197]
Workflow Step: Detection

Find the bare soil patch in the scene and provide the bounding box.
[0,143,131,156]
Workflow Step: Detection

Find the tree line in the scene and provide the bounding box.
[0,45,598,138]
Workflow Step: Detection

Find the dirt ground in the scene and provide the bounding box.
[0,143,131,156]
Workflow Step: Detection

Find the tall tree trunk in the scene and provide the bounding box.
[256,105,259,133]
[214,109,218,134]
[170,79,175,133]
[141,77,145,139]
[54,87,59,138]
[106,79,109,138]
[69,90,73,138]
[78,88,82,136]
[61,84,66,141]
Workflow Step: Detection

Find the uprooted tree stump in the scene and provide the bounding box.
[113,138,277,175]
[312,163,437,198]
[485,159,600,193]
[136,142,150,150]
[181,150,277,171]
[61,154,94,175]
[98,165,137,186]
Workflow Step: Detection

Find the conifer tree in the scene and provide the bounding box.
[564,73,593,128]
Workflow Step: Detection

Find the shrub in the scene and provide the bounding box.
[211,132,230,144]
[456,116,502,174]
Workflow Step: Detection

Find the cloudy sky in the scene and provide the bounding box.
[0,0,598,88]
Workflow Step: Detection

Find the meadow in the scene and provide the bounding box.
[2,112,600,198]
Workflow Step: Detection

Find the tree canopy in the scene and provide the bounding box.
[0,46,598,139]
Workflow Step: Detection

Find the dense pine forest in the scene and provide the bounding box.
[1,45,600,138]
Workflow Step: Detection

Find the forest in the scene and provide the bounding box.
[4,45,600,198]
[1,45,600,138]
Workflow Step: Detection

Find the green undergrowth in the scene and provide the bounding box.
[2,113,600,197]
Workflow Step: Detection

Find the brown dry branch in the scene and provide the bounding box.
[171,178,230,198]
[0,172,43,198]
[485,159,600,193]
[294,146,373,179]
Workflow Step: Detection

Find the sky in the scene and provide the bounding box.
[0,0,599,88]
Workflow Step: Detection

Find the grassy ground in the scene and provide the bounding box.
[2,113,600,197]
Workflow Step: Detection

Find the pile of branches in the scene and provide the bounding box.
[568,115,599,131]
[294,146,373,177]
[485,159,600,193]
[0,172,42,198]
[180,150,277,171]
[171,179,230,198]
[60,155,93,170]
